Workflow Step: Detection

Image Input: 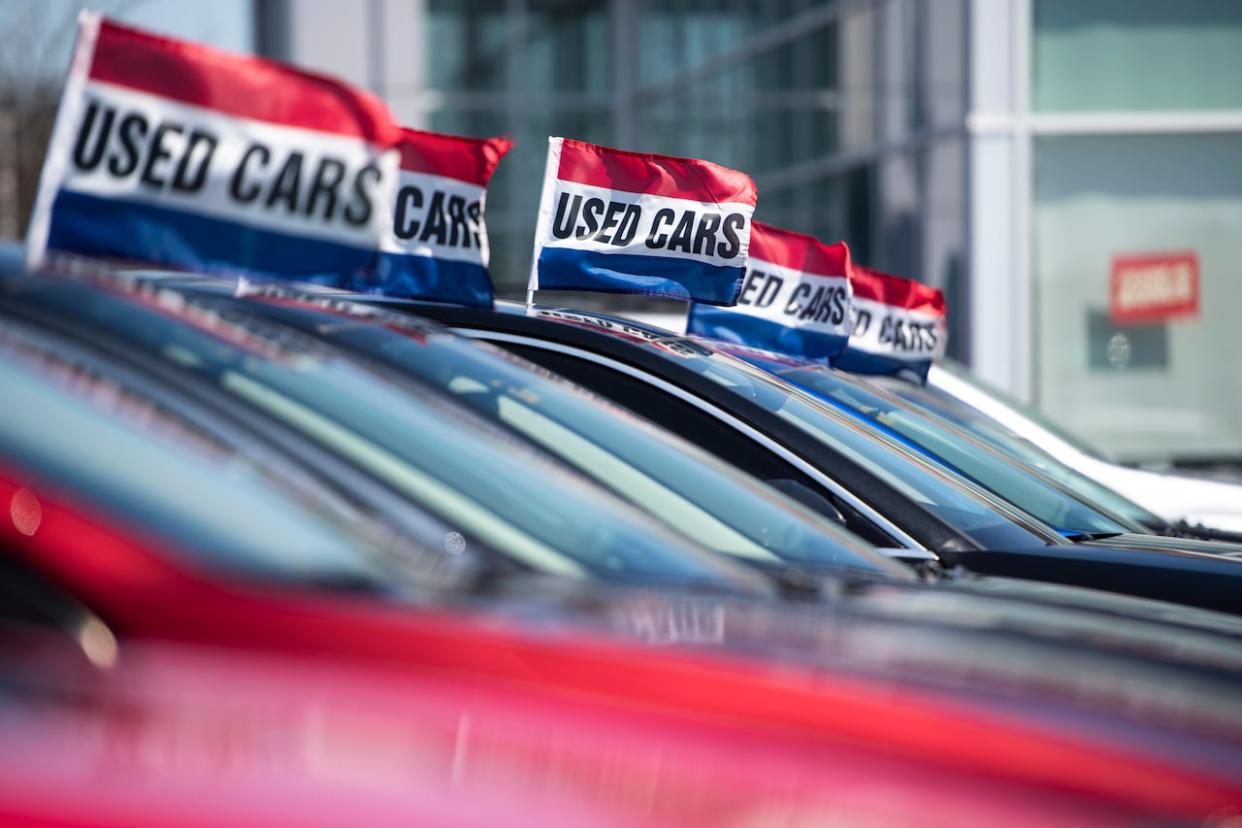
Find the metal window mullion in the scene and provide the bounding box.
[1028,111,1242,135]
[1012,0,1033,404]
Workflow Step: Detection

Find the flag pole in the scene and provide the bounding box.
[526,137,563,309]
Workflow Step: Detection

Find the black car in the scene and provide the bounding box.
[340,297,1242,615]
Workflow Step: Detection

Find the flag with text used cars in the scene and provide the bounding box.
[529,137,756,305]
[370,128,510,307]
[833,265,947,380]
[686,222,853,362]
[27,13,507,307]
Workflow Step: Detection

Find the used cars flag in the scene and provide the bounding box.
[832,265,947,380]
[362,127,511,307]
[26,13,506,307]
[686,222,853,362]
[528,137,756,305]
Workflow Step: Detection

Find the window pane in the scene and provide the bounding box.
[524,0,611,95]
[635,1,759,88]
[1034,0,1242,111]
[1032,133,1242,461]
[426,0,508,93]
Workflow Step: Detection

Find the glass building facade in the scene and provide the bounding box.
[1026,0,1242,462]
[260,0,967,318]
[259,0,1242,465]
[400,0,968,333]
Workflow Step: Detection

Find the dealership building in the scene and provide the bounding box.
[253,0,1242,464]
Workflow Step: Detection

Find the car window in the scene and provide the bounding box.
[234,303,907,578]
[776,366,1135,536]
[501,344,905,549]
[500,338,1051,550]
[874,376,1166,529]
[1,277,755,591]
[673,348,1058,549]
[0,355,390,589]
[0,321,492,592]
[935,359,1116,462]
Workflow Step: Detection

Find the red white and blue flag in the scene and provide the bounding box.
[363,128,510,306]
[528,137,756,305]
[27,14,506,307]
[833,265,947,380]
[686,222,853,362]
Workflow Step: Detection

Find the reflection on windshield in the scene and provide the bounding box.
[5,278,754,592]
[672,345,1055,550]
[0,356,388,588]
[0,322,481,593]
[874,375,1164,528]
[231,298,907,579]
[935,359,1115,462]
[776,367,1134,536]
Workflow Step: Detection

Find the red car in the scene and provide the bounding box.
[0,628,1233,828]
[1,355,1239,825]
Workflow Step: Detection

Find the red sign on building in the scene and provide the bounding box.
[1110,251,1199,325]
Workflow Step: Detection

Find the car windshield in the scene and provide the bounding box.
[0,275,755,591]
[771,365,1135,536]
[0,353,390,589]
[0,319,488,593]
[217,292,907,579]
[934,358,1115,462]
[646,338,1055,549]
[872,375,1166,530]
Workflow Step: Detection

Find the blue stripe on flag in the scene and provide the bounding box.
[354,254,492,307]
[46,190,492,308]
[537,247,744,305]
[687,304,848,363]
[48,190,373,278]
[831,347,932,382]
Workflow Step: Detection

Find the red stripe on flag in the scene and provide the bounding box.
[399,128,512,186]
[750,221,850,277]
[89,18,399,144]
[556,138,757,205]
[850,265,945,316]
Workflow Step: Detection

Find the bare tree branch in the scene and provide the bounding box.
[0,0,139,238]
